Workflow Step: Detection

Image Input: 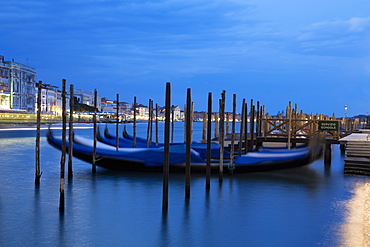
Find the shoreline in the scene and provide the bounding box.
[0,123,39,129]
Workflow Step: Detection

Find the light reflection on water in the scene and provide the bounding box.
[339,180,370,246]
[0,122,367,246]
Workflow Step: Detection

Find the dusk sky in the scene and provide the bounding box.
[1,0,370,116]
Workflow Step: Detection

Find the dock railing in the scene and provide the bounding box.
[260,112,341,140]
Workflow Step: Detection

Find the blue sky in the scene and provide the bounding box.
[1,0,370,116]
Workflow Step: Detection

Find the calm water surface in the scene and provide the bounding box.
[0,122,369,247]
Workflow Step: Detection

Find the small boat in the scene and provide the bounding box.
[47,128,321,173]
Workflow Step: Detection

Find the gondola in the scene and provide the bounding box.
[47,128,321,173]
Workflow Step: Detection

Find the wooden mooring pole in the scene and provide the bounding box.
[324,142,332,165]
[68,84,74,179]
[229,94,236,174]
[116,94,119,150]
[59,79,67,212]
[146,99,152,147]
[155,103,159,146]
[244,102,248,153]
[92,89,97,173]
[35,80,42,185]
[256,101,260,138]
[206,92,212,191]
[261,105,266,137]
[249,102,255,152]
[219,90,226,183]
[185,88,192,199]
[171,105,175,143]
[202,112,207,143]
[133,96,137,148]
[287,102,292,149]
[214,112,219,139]
[162,82,171,214]
[149,100,153,144]
[191,102,194,143]
[238,98,246,156]
[226,112,230,135]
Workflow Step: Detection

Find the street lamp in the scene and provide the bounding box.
[343,105,348,131]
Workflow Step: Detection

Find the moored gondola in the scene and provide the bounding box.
[47,128,322,173]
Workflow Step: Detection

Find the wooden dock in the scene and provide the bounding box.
[340,131,370,176]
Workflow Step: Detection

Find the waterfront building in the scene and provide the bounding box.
[135,103,150,119]
[0,58,10,109]
[100,101,116,122]
[119,102,131,115]
[172,105,181,120]
[101,101,117,115]
[101,100,130,114]
[157,105,182,121]
[74,89,101,111]
[36,83,68,115]
[100,100,131,121]
[0,55,36,112]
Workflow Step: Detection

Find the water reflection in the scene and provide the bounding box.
[58,212,66,247]
[0,127,367,246]
[179,200,191,246]
[340,179,370,246]
[160,214,170,247]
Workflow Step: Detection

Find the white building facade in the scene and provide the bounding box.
[36,84,66,115]
[0,56,36,112]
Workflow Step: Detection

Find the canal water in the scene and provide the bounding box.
[0,122,369,247]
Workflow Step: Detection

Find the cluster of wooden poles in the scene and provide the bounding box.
[156,84,271,213]
[35,79,75,213]
[33,80,272,214]
[37,80,330,214]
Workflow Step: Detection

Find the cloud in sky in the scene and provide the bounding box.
[296,17,370,57]
[1,0,370,116]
